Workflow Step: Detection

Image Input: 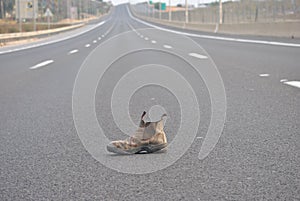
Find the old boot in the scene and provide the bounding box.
[107,111,168,154]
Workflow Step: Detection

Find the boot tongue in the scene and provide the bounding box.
[132,112,166,140]
[132,120,162,140]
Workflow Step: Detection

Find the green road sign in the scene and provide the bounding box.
[154,2,166,10]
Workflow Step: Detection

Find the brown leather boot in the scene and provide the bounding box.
[107,111,168,154]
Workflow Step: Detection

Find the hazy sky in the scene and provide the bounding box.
[109,0,217,6]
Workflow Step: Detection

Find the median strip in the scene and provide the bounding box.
[30,60,54,70]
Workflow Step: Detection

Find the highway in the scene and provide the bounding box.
[1,4,300,200]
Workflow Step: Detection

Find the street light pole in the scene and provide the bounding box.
[18,0,22,32]
[159,0,161,20]
[147,0,149,18]
[219,0,222,24]
[168,0,171,21]
[67,0,70,19]
[185,0,188,23]
[152,1,154,18]
[79,0,82,20]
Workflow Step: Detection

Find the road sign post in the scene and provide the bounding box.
[44,8,53,31]
[33,0,36,31]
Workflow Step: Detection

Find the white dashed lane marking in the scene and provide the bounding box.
[151,40,157,44]
[144,37,149,40]
[189,53,208,59]
[101,35,105,37]
[85,44,91,47]
[98,37,101,40]
[29,60,54,70]
[163,45,172,49]
[280,79,288,82]
[93,40,97,43]
[283,81,300,89]
[259,74,270,77]
[68,49,79,55]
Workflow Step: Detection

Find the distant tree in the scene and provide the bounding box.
[0,0,15,19]
[210,1,219,6]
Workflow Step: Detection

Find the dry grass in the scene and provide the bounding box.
[0,16,99,34]
[0,37,42,47]
[0,22,71,34]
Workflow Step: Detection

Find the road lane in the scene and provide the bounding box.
[0,4,299,200]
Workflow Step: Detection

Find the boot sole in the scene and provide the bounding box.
[107,143,167,155]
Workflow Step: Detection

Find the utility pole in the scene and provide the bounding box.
[185,0,188,23]
[168,0,171,21]
[219,0,222,24]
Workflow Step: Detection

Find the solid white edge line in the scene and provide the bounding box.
[189,52,208,59]
[126,6,300,48]
[280,79,288,82]
[0,20,108,55]
[283,81,300,88]
[29,60,54,70]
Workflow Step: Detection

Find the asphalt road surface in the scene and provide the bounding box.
[1,4,299,200]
